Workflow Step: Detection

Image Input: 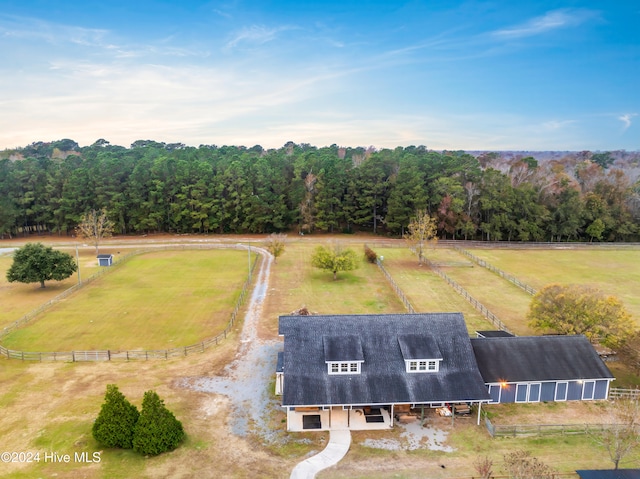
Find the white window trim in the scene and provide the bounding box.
[488,384,502,404]
[528,383,541,403]
[555,381,568,401]
[327,361,362,375]
[405,359,440,373]
[515,384,527,403]
[582,380,596,400]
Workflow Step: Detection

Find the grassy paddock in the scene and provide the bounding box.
[422,248,535,335]
[374,247,495,334]
[261,241,406,337]
[1,250,250,351]
[466,248,640,323]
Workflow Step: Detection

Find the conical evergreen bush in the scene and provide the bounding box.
[132,390,185,456]
[92,384,139,449]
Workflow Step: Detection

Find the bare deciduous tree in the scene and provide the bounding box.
[76,208,114,254]
[591,399,640,469]
[473,455,493,479]
[503,450,556,479]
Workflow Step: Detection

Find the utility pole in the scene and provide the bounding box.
[75,244,81,284]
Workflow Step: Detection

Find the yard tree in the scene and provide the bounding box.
[92,384,140,449]
[76,208,114,253]
[311,243,359,280]
[527,284,634,348]
[473,456,493,479]
[586,218,606,242]
[591,399,640,469]
[617,330,640,375]
[6,243,77,288]
[264,233,287,263]
[404,209,438,264]
[132,390,185,456]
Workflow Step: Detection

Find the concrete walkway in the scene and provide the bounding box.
[290,429,352,479]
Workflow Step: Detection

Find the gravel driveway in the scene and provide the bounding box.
[180,246,282,441]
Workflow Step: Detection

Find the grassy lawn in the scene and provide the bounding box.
[260,240,406,337]
[1,249,250,351]
[463,248,640,325]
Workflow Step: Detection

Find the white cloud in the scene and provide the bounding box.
[542,119,577,130]
[618,113,637,131]
[493,8,597,39]
[224,24,297,50]
[0,14,111,48]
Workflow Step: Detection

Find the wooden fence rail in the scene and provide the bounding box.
[454,246,538,296]
[0,244,258,362]
[609,387,640,400]
[485,416,632,438]
[420,255,512,334]
[375,258,416,314]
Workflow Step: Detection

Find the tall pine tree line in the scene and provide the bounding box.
[1,141,638,241]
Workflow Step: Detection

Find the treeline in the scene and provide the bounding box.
[1,139,639,241]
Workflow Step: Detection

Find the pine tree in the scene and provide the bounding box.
[92,384,139,449]
[132,390,185,456]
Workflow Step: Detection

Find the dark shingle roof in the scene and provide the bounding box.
[279,313,491,407]
[398,334,442,360]
[471,335,614,383]
[476,330,514,338]
[577,470,640,479]
[276,351,284,373]
[323,335,364,362]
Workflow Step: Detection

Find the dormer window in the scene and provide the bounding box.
[398,334,443,374]
[323,335,364,375]
[328,361,362,374]
[406,359,440,373]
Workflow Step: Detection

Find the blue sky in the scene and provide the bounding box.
[0,0,638,150]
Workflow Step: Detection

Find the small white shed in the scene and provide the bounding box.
[97,254,113,266]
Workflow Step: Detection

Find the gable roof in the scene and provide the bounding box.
[471,335,614,384]
[279,313,491,407]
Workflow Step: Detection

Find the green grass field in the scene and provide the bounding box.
[2,238,640,479]
[262,241,406,334]
[373,247,496,334]
[464,247,640,324]
[1,249,251,351]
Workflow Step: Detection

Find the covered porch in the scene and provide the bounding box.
[286,406,393,432]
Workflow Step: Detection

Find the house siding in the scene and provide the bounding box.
[594,379,609,400]
[487,379,610,404]
[540,382,555,402]
[567,381,583,400]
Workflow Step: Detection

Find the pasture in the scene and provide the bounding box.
[465,247,640,324]
[1,237,639,479]
[1,249,251,351]
[260,241,406,336]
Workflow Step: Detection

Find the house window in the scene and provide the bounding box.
[327,361,361,375]
[406,360,439,373]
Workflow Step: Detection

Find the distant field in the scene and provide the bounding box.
[1,249,250,351]
[466,247,640,324]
